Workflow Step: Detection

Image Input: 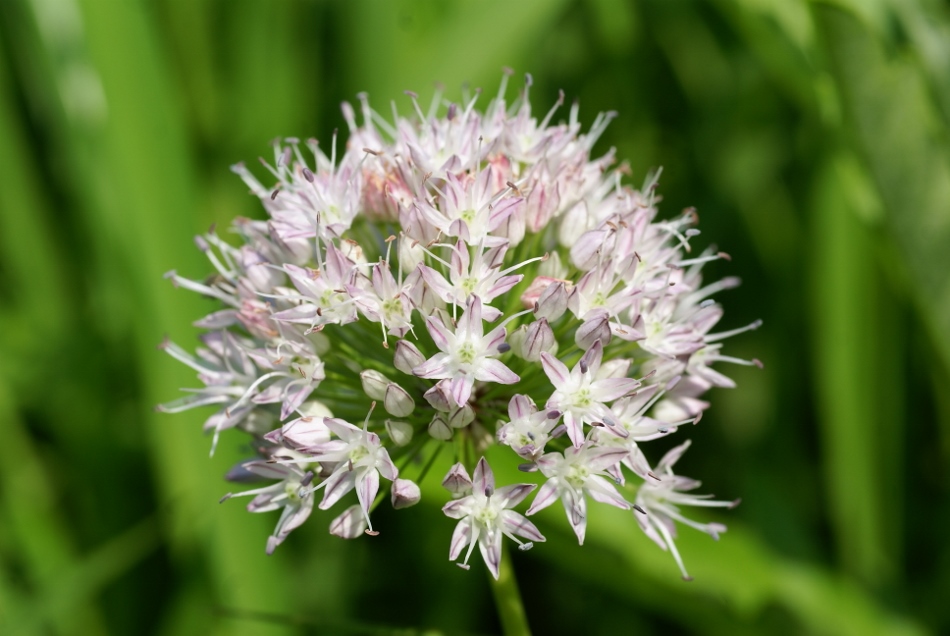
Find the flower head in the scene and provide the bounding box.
[161,74,755,581]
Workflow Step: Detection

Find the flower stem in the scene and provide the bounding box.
[489,546,532,636]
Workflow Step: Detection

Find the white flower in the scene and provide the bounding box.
[635,440,739,580]
[305,415,398,534]
[442,458,544,579]
[526,444,630,544]
[541,340,640,447]
[220,458,315,554]
[497,394,559,460]
[413,296,519,406]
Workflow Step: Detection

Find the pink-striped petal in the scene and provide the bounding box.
[474,359,519,384]
[541,351,570,387]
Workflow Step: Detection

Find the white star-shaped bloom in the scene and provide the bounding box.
[413,296,519,407]
[442,458,544,579]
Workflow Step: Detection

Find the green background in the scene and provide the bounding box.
[1,0,948,634]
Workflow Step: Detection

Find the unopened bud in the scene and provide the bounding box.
[384,383,415,417]
[398,236,426,271]
[597,358,631,380]
[385,419,413,447]
[390,478,421,509]
[448,404,476,429]
[298,400,334,418]
[424,381,452,412]
[538,249,568,279]
[523,318,555,362]
[360,370,391,401]
[575,311,612,350]
[428,414,453,441]
[394,340,426,375]
[265,415,331,449]
[535,281,569,321]
[442,462,473,496]
[329,505,367,539]
[508,325,528,360]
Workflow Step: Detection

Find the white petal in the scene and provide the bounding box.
[474,359,519,384]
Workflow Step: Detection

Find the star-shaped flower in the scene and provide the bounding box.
[413,296,519,406]
[442,458,544,579]
[541,340,640,447]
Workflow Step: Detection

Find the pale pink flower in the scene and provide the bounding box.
[541,340,640,447]
[413,296,519,407]
[442,458,544,579]
[526,444,630,544]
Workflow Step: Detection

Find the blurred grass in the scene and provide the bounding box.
[0,0,947,634]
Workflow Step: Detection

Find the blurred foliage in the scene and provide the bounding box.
[0,0,947,634]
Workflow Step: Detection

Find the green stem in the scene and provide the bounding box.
[489,545,532,636]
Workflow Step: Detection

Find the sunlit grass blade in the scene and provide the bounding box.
[815,2,950,374]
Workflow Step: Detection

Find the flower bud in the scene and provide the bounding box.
[390,478,421,509]
[423,380,452,412]
[570,228,611,270]
[329,505,367,539]
[428,414,453,440]
[398,236,426,272]
[597,358,631,380]
[558,202,591,249]
[299,400,333,418]
[534,281,569,321]
[241,247,283,292]
[384,383,415,417]
[508,324,528,360]
[442,462,473,497]
[385,419,413,447]
[394,340,426,375]
[264,415,330,449]
[523,318,555,362]
[539,249,568,279]
[575,311,612,350]
[360,370,391,400]
[340,239,365,264]
[447,404,475,429]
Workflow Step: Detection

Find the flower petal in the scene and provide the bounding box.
[474,358,519,384]
[541,351,570,388]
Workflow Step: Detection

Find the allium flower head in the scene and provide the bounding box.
[161,72,759,581]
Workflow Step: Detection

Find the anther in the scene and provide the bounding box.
[518,463,538,473]
[302,168,314,182]
[484,486,494,498]
[497,343,511,353]
[579,360,589,374]
[365,529,380,536]
[270,189,280,200]
[633,504,646,514]
[300,471,314,487]
[547,410,560,419]
[518,542,534,551]
[219,493,233,503]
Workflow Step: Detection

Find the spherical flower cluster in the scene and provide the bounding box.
[160,72,759,580]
